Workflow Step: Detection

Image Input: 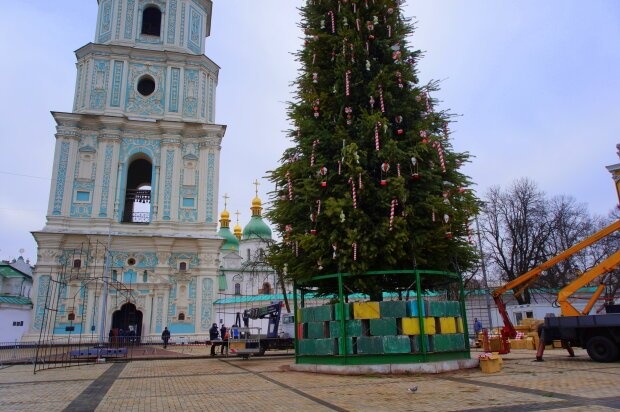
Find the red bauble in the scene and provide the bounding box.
[397,129,404,135]
[411,173,420,180]
[310,229,317,235]
[445,232,453,239]
[321,181,327,187]
[380,179,388,186]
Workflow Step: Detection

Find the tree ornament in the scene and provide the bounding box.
[373,15,379,25]
[317,259,323,269]
[352,242,358,261]
[344,106,353,125]
[343,17,348,28]
[332,243,338,259]
[410,157,420,180]
[366,60,371,71]
[338,160,342,175]
[320,19,326,30]
[349,177,357,208]
[378,85,385,112]
[432,141,447,173]
[395,115,404,135]
[327,11,336,33]
[397,163,401,177]
[389,198,398,231]
[313,99,320,118]
[345,70,351,96]
[369,95,375,108]
[319,166,328,186]
[396,71,404,88]
[380,162,390,186]
[358,173,363,190]
[356,18,361,31]
[387,24,392,38]
[419,130,428,144]
[374,122,381,150]
[312,72,318,83]
[286,171,294,200]
[310,139,319,166]
[340,210,346,223]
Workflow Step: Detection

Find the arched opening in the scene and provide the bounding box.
[141,6,162,36]
[111,302,143,343]
[73,259,81,269]
[122,158,152,223]
[178,313,185,321]
[261,282,272,295]
[179,262,187,271]
[234,283,241,295]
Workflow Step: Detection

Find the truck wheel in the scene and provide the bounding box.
[586,336,619,363]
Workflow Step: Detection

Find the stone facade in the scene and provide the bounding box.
[26,0,226,341]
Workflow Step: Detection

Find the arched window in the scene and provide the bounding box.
[142,270,148,283]
[179,262,187,271]
[178,313,185,321]
[234,283,241,295]
[112,270,118,281]
[68,313,76,321]
[141,7,162,36]
[262,282,271,295]
[73,259,81,269]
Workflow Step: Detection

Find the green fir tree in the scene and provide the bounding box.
[267,0,479,296]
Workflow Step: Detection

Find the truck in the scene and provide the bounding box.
[492,220,620,362]
[230,302,295,356]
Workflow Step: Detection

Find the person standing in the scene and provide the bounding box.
[162,327,171,349]
[220,324,228,355]
[209,323,220,356]
[474,318,483,336]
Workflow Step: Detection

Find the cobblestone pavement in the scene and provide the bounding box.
[0,348,618,411]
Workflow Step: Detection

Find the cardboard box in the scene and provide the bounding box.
[480,355,502,373]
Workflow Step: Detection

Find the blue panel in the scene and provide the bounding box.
[52,142,70,216]
[110,60,124,107]
[188,6,202,54]
[90,59,110,110]
[182,197,195,208]
[76,191,90,202]
[124,0,135,39]
[169,67,180,112]
[167,0,178,44]
[170,323,195,334]
[123,269,137,284]
[98,0,113,43]
[205,152,215,222]
[182,69,199,118]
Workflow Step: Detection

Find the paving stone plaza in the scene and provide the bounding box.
[0,348,618,411]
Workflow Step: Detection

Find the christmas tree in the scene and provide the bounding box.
[267,0,479,296]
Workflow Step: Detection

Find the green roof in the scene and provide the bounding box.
[0,296,32,305]
[242,216,272,240]
[217,227,239,251]
[0,264,27,278]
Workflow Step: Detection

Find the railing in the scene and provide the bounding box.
[122,212,150,224]
[0,335,214,366]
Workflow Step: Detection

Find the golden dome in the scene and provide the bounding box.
[220,209,230,220]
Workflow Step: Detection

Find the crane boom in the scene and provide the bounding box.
[491,220,620,354]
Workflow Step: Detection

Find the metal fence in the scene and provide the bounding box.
[0,335,216,371]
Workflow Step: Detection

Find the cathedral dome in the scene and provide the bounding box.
[242,216,273,240]
[218,227,239,251]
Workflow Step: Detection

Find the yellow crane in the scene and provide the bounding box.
[491,220,620,360]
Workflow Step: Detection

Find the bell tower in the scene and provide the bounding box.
[28,0,226,341]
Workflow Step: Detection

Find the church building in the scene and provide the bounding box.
[26,0,227,342]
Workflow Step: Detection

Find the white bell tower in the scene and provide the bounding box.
[28,0,226,342]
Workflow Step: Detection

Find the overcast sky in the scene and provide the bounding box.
[0,1,618,263]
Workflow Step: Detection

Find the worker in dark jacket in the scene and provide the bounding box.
[209,323,220,356]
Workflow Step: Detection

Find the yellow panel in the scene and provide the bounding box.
[438,317,457,334]
[401,317,435,335]
[455,317,464,333]
[352,301,381,319]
